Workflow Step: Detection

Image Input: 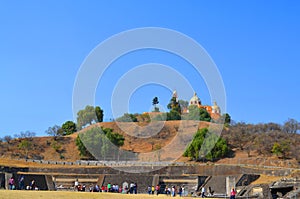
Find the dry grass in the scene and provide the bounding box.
[0,190,219,199]
[251,174,283,185]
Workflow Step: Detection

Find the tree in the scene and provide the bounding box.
[75,127,125,160]
[75,135,94,158]
[14,131,36,139]
[95,106,104,122]
[223,113,231,124]
[282,118,299,134]
[18,139,32,158]
[77,105,98,129]
[46,125,64,139]
[166,96,181,120]
[179,100,189,112]
[199,108,211,122]
[167,97,181,113]
[152,97,159,112]
[271,141,291,159]
[183,128,228,161]
[105,128,125,146]
[116,113,138,122]
[3,135,12,143]
[62,121,77,135]
[186,106,211,121]
[167,109,181,120]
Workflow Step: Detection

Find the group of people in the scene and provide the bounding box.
[147,184,186,197]
[8,176,37,190]
[74,180,137,194]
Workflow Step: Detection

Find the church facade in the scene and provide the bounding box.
[172,90,221,120]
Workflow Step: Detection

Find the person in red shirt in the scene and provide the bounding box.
[230,188,236,199]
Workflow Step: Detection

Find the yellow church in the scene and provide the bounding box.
[172,90,221,120]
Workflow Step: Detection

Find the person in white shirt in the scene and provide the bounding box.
[201,186,206,198]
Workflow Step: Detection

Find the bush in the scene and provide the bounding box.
[183,128,229,161]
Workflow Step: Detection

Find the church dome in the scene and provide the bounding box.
[212,101,221,114]
[189,92,201,105]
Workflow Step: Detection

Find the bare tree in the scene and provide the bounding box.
[282,118,299,134]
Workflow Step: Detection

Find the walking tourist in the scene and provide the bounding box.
[201,186,206,198]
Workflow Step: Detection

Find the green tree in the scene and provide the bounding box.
[62,121,77,135]
[166,96,181,120]
[75,135,94,158]
[105,128,125,146]
[75,127,124,160]
[152,97,159,112]
[224,113,231,124]
[116,113,138,122]
[77,105,98,129]
[271,141,291,158]
[95,106,104,122]
[167,97,181,113]
[167,109,181,120]
[186,106,211,122]
[183,128,228,161]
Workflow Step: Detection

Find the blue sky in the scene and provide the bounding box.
[0,1,299,137]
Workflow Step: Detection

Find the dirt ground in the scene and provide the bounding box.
[0,190,221,199]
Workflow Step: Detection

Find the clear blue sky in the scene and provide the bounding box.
[0,1,299,137]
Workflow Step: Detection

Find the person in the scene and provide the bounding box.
[30,179,35,190]
[8,177,14,190]
[151,185,155,194]
[178,186,183,197]
[94,184,100,192]
[148,186,151,195]
[18,175,25,190]
[116,184,119,193]
[171,186,176,197]
[133,183,137,194]
[89,184,94,192]
[74,178,79,191]
[165,186,170,196]
[201,186,206,198]
[230,188,236,199]
[129,182,135,194]
[155,184,160,195]
[107,183,111,192]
